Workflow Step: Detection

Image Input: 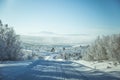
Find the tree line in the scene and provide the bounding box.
[83,34,120,63]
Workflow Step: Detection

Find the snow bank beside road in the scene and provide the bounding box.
[74,60,120,78]
[0,60,33,67]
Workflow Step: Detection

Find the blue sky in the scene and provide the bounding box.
[0,0,120,36]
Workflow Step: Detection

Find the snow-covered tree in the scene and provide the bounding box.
[83,34,120,62]
[0,20,21,61]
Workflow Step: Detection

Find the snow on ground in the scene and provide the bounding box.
[0,60,32,67]
[0,60,33,80]
[1,60,120,80]
[0,51,120,80]
[30,51,120,79]
[44,53,64,61]
[40,52,58,60]
[0,58,120,80]
[74,60,120,78]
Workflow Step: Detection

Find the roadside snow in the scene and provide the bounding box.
[74,60,120,78]
[73,60,120,72]
[0,61,32,67]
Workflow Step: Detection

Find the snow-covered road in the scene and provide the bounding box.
[1,60,120,80]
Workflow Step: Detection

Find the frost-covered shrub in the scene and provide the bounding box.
[56,46,84,60]
[19,49,44,60]
[0,20,21,61]
[83,34,120,62]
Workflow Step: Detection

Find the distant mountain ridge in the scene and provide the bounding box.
[20,34,95,45]
[28,31,89,37]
